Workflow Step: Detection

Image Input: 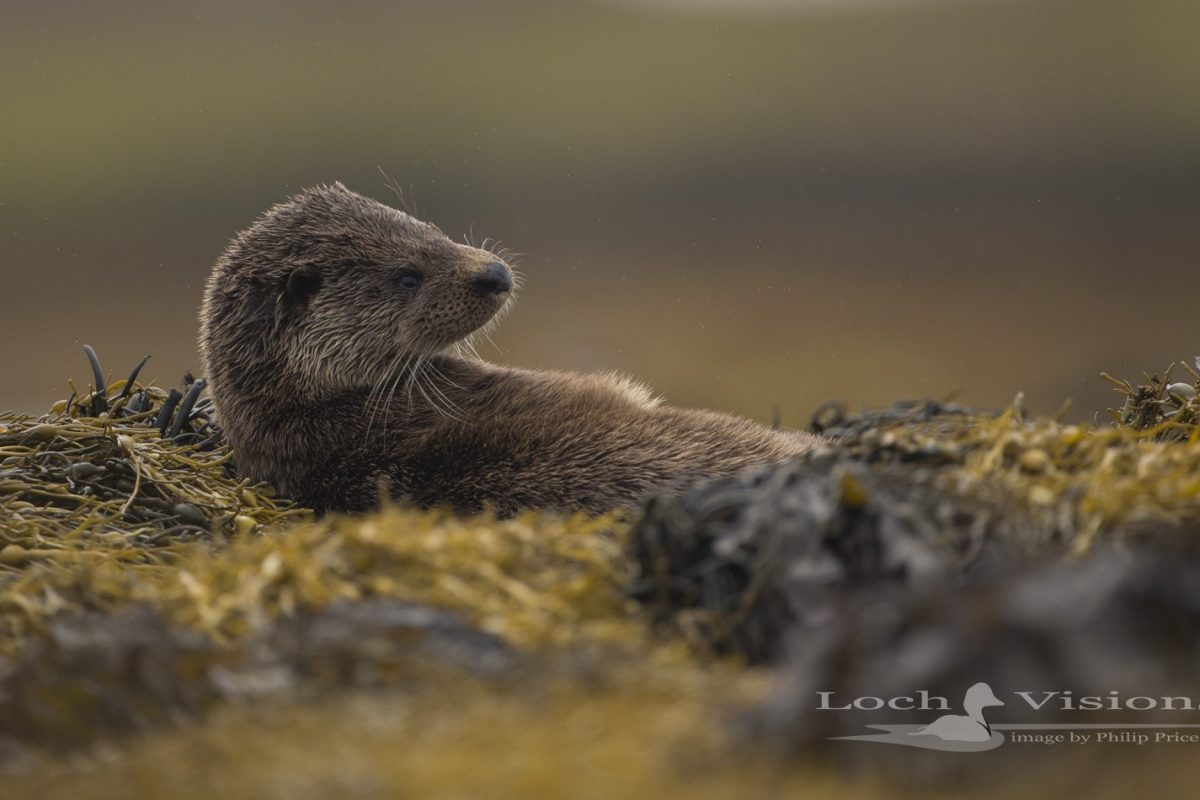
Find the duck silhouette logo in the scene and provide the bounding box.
[833,682,1007,752]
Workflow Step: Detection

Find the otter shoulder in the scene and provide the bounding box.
[596,371,662,407]
[537,368,662,409]
[445,359,662,410]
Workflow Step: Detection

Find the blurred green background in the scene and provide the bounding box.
[2,0,1198,423]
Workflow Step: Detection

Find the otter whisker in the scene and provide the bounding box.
[377,166,402,204]
[396,345,465,422]
[377,352,423,436]
[367,380,389,438]
[402,347,433,416]
[412,374,440,415]
[423,362,466,412]
[479,327,504,356]
[427,357,468,390]
[406,357,434,415]
[364,378,387,439]
[481,238,525,266]
[371,369,404,433]
[364,347,410,435]
[380,361,414,436]
[377,167,420,216]
[365,351,401,409]
[413,361,465,423]
[415,359,448,411]
[454,336,484,364]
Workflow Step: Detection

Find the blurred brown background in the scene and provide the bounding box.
[2,0,1197,424]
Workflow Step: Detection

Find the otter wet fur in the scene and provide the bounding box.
[199,183,820,515]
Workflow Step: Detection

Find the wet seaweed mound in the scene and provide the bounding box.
[631,429,1022,662]
[631,362,1200,769]
[632,369,1200,663]
[0,347,303,566]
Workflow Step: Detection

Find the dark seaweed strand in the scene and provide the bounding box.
[155,389,183,436]
[116,355,152,403]
[169,379,207,441]
[126,390,148,415]
[82,345,108,417]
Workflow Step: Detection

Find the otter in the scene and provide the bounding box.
[199,183,819,515]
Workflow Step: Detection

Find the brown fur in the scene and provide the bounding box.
[199,183,819,514]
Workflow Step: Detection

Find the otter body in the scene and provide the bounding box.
[200,184,818,514]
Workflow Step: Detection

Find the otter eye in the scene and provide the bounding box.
[393,267,423,291]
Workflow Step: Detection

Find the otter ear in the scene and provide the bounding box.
[286,266,322,308]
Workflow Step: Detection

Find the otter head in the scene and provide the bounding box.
[200,182,514,402]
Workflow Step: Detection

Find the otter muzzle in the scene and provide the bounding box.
[472,262,513,296]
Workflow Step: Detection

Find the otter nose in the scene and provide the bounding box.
[472,262,513,296]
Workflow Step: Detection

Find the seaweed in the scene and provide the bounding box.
[1101,358,1200,442]
[631,452,1020,662]
[631,362,1200,661]
[0,349,304,579]
[5,350,1200,796]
